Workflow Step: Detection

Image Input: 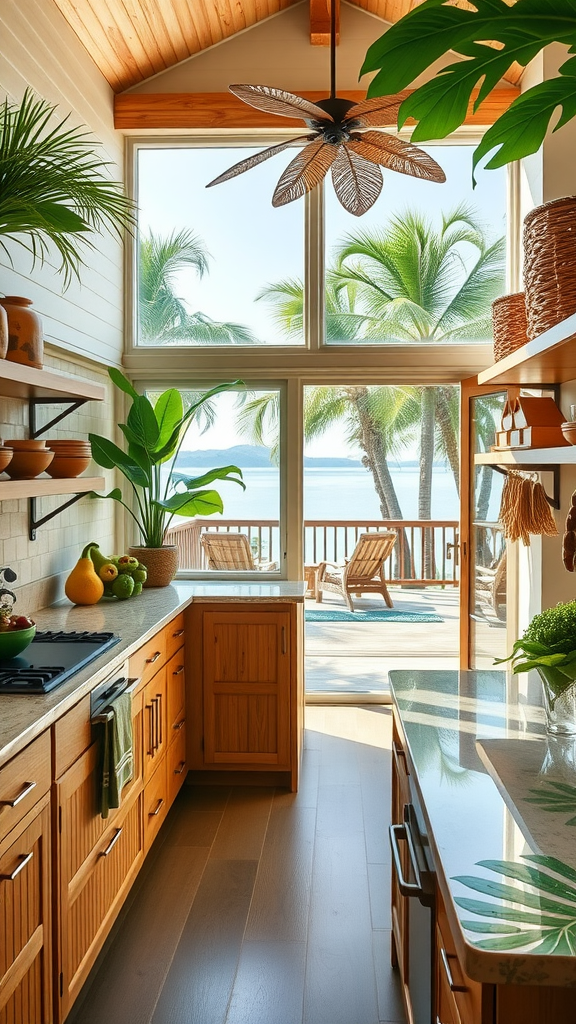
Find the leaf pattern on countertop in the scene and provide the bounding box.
[453,855,576,953]
[524,780,576,826]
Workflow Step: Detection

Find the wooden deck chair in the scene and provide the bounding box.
[200,532,277,571]
[476,548,506,618]
[315,531,397,611]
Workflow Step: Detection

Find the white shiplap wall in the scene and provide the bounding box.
[0,0,125,367]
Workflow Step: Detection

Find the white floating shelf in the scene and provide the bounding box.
[475,448,576,466]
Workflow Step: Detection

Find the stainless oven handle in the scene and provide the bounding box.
[389,823,425,899]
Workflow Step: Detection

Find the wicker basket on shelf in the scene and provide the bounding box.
[523,196,576,339]
[492,292,528,361]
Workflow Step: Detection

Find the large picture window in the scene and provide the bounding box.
[136,146,305,346]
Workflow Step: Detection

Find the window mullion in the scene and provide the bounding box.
[305,185,324,351]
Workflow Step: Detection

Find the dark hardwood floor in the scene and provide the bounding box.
[68,706,404,1024]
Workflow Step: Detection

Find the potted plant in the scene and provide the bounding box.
[89,368,245,587]
[0,89,135,285]
[495,601,576,735]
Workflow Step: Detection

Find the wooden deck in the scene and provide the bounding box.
[305,586,460,698]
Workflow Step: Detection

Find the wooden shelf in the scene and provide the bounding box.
[478,312,576,386]
[0,476,105,500]
[0,360,105,402]
[475,448,576,466]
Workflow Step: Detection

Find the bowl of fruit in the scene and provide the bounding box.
[0,614,36,659]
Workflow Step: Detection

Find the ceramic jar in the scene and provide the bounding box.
[0,296,43,369]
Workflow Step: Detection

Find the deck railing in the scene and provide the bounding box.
[166,518,461,586]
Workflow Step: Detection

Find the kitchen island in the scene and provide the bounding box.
[390,668,576,1024]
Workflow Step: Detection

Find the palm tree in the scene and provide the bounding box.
[139,228,259,345]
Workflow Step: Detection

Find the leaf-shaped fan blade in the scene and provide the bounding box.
[331,146,383,217]
[229,84,333,122]
[272,139,339,207]
[206,136,312,188]
[348,131,446,182]
[345,91,412,128]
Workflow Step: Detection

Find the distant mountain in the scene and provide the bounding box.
[175,444,363,469]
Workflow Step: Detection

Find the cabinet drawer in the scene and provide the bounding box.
[129,630,167,689]
[143,760,168,852]
[166,612,185,660]
[436,890,482,1024]
[53,694,92,777]
[168,727,187,806]
[166,650,186,737]
[0,731,51,840]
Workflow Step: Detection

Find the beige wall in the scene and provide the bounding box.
[0,0,125,368]
[0,0,123,610]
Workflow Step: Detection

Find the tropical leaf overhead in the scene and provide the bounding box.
[206,1,445,216]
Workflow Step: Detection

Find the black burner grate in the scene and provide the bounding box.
[0,667,63,689]
[34,630,116,644]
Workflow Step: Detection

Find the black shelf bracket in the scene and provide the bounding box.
[490,464,561,510]
[29,397,88,438]
[29,493,88,541]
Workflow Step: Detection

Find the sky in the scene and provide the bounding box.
[137,142,507,344]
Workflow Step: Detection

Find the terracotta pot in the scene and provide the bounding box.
[0,296,43,369]
[0,304,8,359]
[128,545,179,588]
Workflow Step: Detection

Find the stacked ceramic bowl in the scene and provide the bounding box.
[45,439,92,478]
[4,438,54,479]
[0,442,13,475]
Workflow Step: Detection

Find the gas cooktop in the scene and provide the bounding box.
[0,630,121,694]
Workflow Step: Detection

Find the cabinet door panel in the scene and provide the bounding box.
[0,796,51,1024]
[203,610,290,767]
[166,651,185,737]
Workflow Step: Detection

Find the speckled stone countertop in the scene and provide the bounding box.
[0,580,305,769]
[390,669,576,987]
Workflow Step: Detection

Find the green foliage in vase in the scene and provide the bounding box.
[0,89,135,285]
[359,0,576,182]
[495,601,576,697]
[454,854,576,953]
[89,368,245,548]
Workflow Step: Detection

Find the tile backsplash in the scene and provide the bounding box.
[0,346,117,613]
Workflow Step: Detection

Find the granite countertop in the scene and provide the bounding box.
[0,580,305,769]
[390,669,576,987]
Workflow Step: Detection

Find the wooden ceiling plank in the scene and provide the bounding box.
[114,0,173,75]
[162,0,203,60]
[135,0,186,64]
[115,86,519,129]
[310,0,340,46]
[50,0,132,92]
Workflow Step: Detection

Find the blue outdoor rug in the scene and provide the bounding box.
[305,609,443,623]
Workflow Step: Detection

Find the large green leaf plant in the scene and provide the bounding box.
[89,369,245,548]
[360,0,576,182]
[495,601,576,703]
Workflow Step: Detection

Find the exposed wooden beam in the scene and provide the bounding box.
[310,0,340,45]
[115,88,520,130]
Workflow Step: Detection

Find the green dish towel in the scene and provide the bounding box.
[100,691,134,819]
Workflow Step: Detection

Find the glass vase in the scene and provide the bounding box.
[537,666,576,735]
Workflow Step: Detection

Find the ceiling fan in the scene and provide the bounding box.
[206,0,446,216]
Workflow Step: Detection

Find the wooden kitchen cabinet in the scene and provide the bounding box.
[187,602,303,791]
[0,793,52,1024]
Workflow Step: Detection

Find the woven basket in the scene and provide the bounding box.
[128,545,178,588]
[492,292,528,361]
[523,196,576,339]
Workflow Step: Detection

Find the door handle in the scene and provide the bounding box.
[149,798,164,817]
[281,626,287,655]
[173,665,184,676]
[389,824,425,898]
[0,780,36,807]
[156,693,163,745]
[174,761,186,775]
[0,850,33,880]
[146,651,161,664]
[100,828,123,857]
[439,947,467,993]
[146,703,154,755]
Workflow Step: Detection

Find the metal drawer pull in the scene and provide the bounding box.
[392,741,409,775]
[146,651,162,664]
[389,823,425,898]
[173,719,185,731]
[172,629,185,637]
[0,780,36,807]
[0,850,33,880]
[439,947,467,993]
[146,703,155,755]
[149,798,164,817]
[156,694,163,744]
[101,828,123,857]
[173,665,184,676]
[174,761,186,775]
[281,625,287,655]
